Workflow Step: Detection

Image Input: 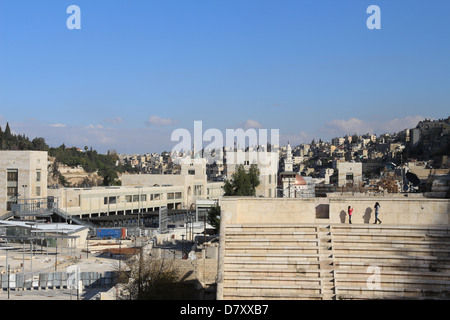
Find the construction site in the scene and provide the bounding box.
[0,202,218,300]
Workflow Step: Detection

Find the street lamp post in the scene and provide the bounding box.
[22,185,28,212]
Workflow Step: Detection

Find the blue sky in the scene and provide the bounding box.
[0,0,449,154]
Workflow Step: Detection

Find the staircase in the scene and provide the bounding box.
[52,207,97,230]
[318,225,335,299]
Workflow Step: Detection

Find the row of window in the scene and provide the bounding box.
[103,192,182,205]
[6,170,41,182]
[6,186,41,197]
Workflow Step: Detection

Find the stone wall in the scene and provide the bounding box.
[219,195,450,226]
[173,258,218,286]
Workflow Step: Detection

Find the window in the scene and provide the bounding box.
[140,194,147,202]
[167,193,174,200]
[36,171,41,182]
[7,187,17,197]
[194,185,202,196]
[105,196,117,205]
[126,195,132,203]
[36,187,41,197]
[346,173,354,181]
[188,169,195,175]
[175,192,182,199]
[133,195,139,202]
[7,171,18,182]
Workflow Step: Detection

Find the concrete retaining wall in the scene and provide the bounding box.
[219,196,450,226]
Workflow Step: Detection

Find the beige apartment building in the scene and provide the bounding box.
[48,157,224,219]
[226,149,278,198]
[1,150,223,220]
[337,162,363,187]
[0,151,48,215]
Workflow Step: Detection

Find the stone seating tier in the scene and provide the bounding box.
[220,223,450,300]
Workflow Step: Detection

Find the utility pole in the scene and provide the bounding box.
[204,213,207,244]
[7,264,10,299]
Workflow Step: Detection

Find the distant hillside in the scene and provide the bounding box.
[0,122,134,186]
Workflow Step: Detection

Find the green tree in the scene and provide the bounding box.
[4,122,12,140]
[351,133,359,144]
[31,137,49,151]
[207,203,221,231]
[224,164,260,196]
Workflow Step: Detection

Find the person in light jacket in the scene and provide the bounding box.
[374,202,382,224]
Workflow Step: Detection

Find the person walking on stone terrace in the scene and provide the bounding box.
[348,206,353,224]
[374,202,382,224]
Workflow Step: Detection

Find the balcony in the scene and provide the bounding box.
[11,197,57,217]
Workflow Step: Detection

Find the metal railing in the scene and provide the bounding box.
[11,198,55,216]
[52,207,97,230]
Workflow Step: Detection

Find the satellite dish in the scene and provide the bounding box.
[405,172,420,186]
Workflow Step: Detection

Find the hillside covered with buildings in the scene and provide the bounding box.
[1,116,449,198]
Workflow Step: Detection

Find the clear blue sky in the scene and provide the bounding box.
[0,0,449,153]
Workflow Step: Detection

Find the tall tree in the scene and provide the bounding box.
[207,203,221,231]
[4,122,11,139]
[224,164,260,196]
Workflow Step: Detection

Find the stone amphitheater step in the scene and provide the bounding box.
[331,224,450,233]
[332,245,450,257]
[224,275,322,286]
[226,223,320,231]
[333,238,450,249]
[335,285,450,300]
[222,291,324,300]
[333,253,450,266]
[335,269,450,282]
[224,253,321,262]
[225,246,320,254]
[225,231,319,240]
[336,293,450,300]
[224,267,321,278]
[223,283,323,297]
[225,238,320,246]
[335,275,450,290]
[334,261,450,273]
[331,232,450,242]
[223,259,321,269]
